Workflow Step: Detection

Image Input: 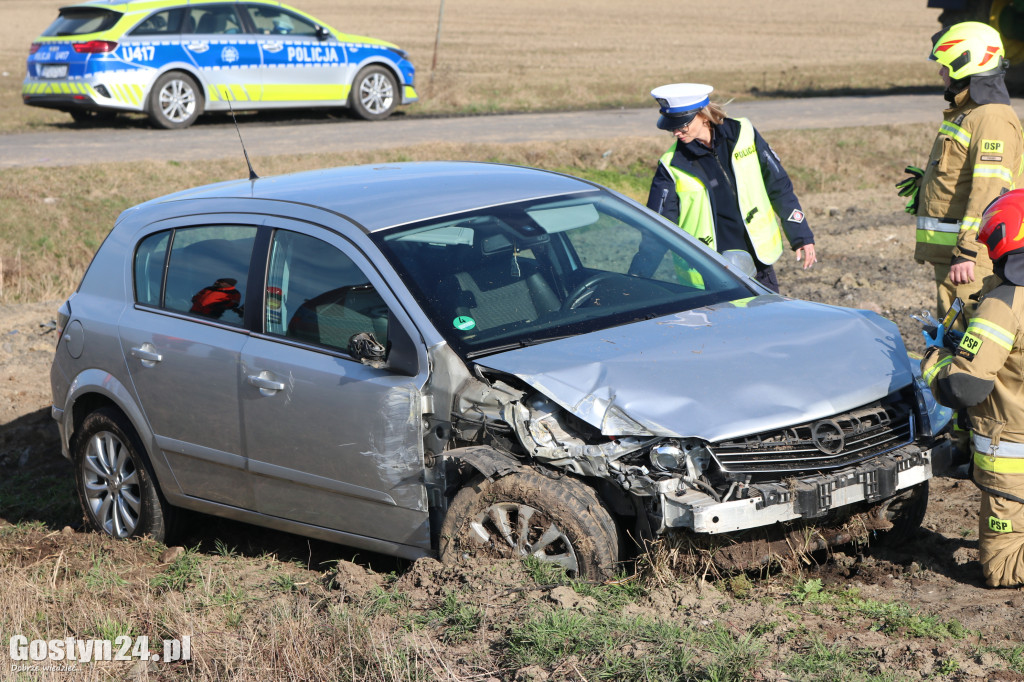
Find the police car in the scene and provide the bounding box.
[23,0,418,128]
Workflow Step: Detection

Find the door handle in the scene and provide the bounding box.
[130,344,163,367]
[247,371,285,396]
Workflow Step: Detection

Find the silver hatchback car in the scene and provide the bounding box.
[51,162,951,578]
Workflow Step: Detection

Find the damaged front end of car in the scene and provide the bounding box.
[438,299,953,564]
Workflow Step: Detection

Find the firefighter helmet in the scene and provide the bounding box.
[930,22,1005,80]
[980,189,1024,260]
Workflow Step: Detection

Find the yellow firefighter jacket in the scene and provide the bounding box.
[915,89,1024,268]
[921,283,1024,586]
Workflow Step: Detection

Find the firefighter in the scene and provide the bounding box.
[898,21,1024,327]
[921,188,1024,588]
[646,83,816,293]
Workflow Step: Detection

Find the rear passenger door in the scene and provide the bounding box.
[239,227,430,549]
[119,223,258,509]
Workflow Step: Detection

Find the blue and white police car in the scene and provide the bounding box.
[23,0,418,128]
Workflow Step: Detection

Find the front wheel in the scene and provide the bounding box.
[148,71,203,129]
[439,468,620,580]
[72,407,175,542]
[874,482,929,546]
[349,65,398,121]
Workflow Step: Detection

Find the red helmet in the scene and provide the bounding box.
[979,189,1024,260]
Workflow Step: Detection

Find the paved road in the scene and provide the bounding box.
[6,93,1024,169]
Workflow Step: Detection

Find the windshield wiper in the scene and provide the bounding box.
[465,334,574,359]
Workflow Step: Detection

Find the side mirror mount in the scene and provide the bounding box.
[315,25,331,41]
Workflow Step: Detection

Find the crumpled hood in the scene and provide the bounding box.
[476,296,914,442]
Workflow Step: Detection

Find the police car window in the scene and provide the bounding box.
[265,230,389,358]
[188,6,243,35]
[43,8,121,37]
[242,5,318,36]
[160,226,257,325]
[131,9,186,36]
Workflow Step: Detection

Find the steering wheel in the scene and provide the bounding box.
[561,272,618,311]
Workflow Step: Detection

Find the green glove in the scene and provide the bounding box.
[896,165,925,215]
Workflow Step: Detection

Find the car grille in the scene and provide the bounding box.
[709,395,915,475]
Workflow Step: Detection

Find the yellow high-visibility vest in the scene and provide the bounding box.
[658,118,784,265]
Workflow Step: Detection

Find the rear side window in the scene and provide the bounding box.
[133,226,258,327]
[42,8,122,37]
[188,5,244,35]
[242,5,319,36]
[131,9,187,35]
[265,230,389,355]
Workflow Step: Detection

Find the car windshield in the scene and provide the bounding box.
[373,191,754,358]
[43,8,122,37]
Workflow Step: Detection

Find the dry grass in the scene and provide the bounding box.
[0,0,943,132]
[0,121,937,304]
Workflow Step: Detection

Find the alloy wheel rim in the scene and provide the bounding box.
[159,80,196,123]
[359,73,394,115]
[82,431,141,538]
[468,502,580,575]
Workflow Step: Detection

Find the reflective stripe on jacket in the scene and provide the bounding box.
[658,118,784,265]
[915,88,1024,266]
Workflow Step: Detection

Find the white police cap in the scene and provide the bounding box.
[651,83,714,130]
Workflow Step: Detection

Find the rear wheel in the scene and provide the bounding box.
[349,65,398,120]
[148,71,203,129]
[439,468,620,580]
[72,407,175,542]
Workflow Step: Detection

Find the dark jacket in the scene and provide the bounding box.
[646,117,814,267]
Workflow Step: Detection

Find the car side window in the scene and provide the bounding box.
[188,5,243,35]
[242,5,319,36]
[131,8,186,35]
[131,226,257,325]
[265,230,389,358]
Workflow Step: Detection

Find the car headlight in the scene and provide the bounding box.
[908,351,953,438]
[650,440,711,480]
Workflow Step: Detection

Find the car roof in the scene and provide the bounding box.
[138,161,601,232]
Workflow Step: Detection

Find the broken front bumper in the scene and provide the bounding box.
[659,443,951,534]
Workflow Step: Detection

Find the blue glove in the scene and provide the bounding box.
[923,323,945,348]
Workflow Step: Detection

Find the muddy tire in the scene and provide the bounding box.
[875,482,929,546]
[439,469,620,580]
[148,71,203,129]
[349,65,398,121]
[72,407,175,542]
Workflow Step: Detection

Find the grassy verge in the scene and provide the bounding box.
[3,521,1020,681]
[0,122,936,304]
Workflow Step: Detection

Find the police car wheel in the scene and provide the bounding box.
[149,72,204,130]
[350,66,398,121]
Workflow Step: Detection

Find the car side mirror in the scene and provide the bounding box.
[385,319,421,377]
[315,25,331,41]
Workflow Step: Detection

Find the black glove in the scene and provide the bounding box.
[896,165,925,215]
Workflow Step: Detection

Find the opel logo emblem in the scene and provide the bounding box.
[811,419,845,455]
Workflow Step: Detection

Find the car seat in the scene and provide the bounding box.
[437,233,559,332]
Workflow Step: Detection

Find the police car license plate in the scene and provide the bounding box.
[40,65,68,79]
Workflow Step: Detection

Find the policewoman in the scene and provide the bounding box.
[646,83,816,293]
[921,188,1024,588]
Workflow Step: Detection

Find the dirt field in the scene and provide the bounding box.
[0,0,942,131]
[3,182,1024,678]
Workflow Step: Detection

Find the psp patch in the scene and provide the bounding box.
[956,331,982,360]
[787,209,804,223]
[981,139,1005,154]
[988,516,1013,534]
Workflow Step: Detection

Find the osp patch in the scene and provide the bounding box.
[982,139,1005,154]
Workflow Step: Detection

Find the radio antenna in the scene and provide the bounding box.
[224,93,258,181]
